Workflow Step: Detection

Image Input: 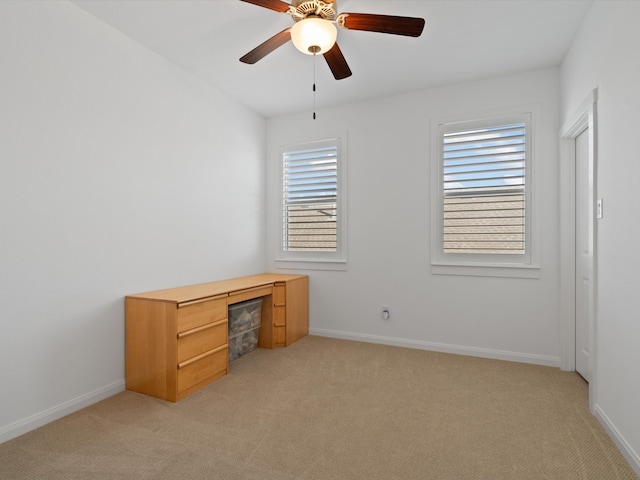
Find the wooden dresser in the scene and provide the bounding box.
[125,273,308,402]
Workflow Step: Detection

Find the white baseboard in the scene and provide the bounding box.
[0,380,125,445]
[593,403,640,476]
[309,328,561,367]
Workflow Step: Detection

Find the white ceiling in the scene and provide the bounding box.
[71,0,592,118]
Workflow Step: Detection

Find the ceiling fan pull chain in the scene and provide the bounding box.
[313,53,317,120]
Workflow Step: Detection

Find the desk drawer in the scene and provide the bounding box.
[177,296,227,332]
[177,346,227,394]
[273,324,286,347]
[177,320,227,364]
[228,285,272,304]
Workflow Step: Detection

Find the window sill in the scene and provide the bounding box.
[275,258,347,272]
[430,262,540,279]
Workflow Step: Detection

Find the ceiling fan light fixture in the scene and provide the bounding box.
[290,17,337,55]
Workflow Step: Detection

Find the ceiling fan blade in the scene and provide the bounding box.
[323,42,352,80]
[239,0,291,13]
[240,29,292,64]
[340,13,425,37]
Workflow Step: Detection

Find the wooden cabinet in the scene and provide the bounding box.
[125,273,308,402]
[125,294,229,402]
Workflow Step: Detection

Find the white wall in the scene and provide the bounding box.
[266,68,561,365]
[561,0,640,473]
[0,1,266,442]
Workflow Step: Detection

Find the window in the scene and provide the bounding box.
[278,137,346,266]
[431,113,538,276]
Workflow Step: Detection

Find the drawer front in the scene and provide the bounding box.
[177,347,227,394]
[228,285,273,305]
[177,296,227,332]
[273,283,286,307]
[177,321,227,364]
[274,324,286,347]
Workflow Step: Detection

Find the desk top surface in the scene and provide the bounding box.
[126,273,307,304]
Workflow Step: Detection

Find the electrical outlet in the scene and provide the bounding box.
[382,305,390,320]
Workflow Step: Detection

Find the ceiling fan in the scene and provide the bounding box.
[239,0,425,80]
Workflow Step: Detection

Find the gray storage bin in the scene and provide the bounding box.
[228,325,260,362]
[228,298,263,333]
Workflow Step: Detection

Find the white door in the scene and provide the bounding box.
[575,128,592,381]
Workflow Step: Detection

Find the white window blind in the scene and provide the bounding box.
[442,121,526,255]
[282,143,338,252]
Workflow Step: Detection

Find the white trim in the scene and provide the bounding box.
[558,132,577,372]
[559,88,598,412]
[594,403,640,476]
[309,328,560,367]
[431,263,540,279]
[275,258,347,271]
[0,380,125,445]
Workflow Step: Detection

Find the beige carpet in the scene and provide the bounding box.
[1,336,638,480]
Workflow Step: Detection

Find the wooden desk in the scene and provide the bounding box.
[125,273,308,402]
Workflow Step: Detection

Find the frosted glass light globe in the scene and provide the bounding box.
[290,17,337,55]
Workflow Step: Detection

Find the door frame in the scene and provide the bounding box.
[559,88,598,411]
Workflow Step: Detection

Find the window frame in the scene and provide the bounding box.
[276,135,347,269]
[430,110,540,278]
